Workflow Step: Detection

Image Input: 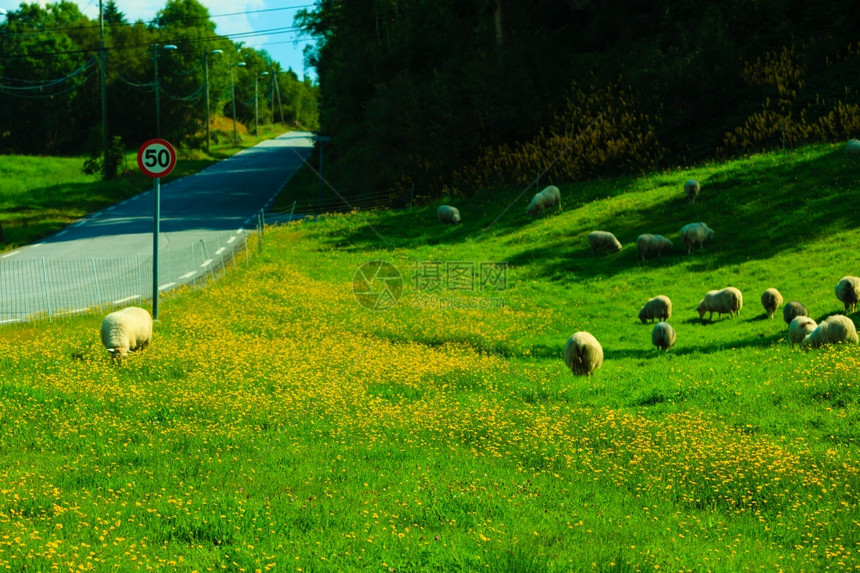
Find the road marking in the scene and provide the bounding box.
[179,271,196,279]
[56,230,68,237]
[227,236,236,244]
[1,251,20,259]
[114,295,140,304]
[215,247,225,255]
[73,220,87,227]
[29,243,43,248]
[236,228,243,234]
[56,307,89,317]
[159,282,176,291]
[200,259,213,267]
[106,206,116,211]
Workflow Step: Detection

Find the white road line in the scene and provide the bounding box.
[200,259,213,267]
[114,295,140,304]
[1,251,20,259]
[56,307,89,317]
[106,205,116,211]
[73,220,86,227]
[215,247,225,255]
[236,228,243,234]
[56,230,68,237]
[158,282,176,291]
[29,243,43,248]
[179,271,196,279]
[227,236,236,244]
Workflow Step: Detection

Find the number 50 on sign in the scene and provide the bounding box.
[137,138,177,178]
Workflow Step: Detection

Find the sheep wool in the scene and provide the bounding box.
[437,205,461,225]
[835,276,860,313]
[789,316,817,346]
[696,287,743,321]
[638,295,672,324]
[684,179,700,203]
[761,288,784,319]
[564,331,604,376]
[587,231,623,256]
[101,306,153,359]
[652,321,676,351]
[802,314,859,349]
[527,185,562,216]
[783,301,809,325]
[680,222,714,254]
[846,139,860,157]
[636,234,673,261]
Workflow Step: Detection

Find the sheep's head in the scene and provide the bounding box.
[696,300,708,319]
[107,347,129,360]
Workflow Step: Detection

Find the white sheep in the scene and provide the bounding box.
[587,231,622,256]
[527,185,562,216]
[835,276,860,313]
[760,288,784,319]
[636,234,673,261]
[684,179,700,203]
[846,139,860,157]
[680,222,714,254]
[652,321,676,351]
[100,306,153,359]
[783,301,809,325]
[789,316,817,346]
[437,205,461,225]
[563,331,604,376]
[802,314,859,349]
[638,295,672,323]
[696,287,743,321]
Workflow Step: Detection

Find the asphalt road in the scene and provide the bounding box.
[0,131,314,322]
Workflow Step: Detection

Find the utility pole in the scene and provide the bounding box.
[99,0,108,179]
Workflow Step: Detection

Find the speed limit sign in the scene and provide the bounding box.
[137,138,177,178]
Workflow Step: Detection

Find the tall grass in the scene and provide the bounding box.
[0,142,858,570]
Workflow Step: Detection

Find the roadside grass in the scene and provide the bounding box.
[0,142,858,570]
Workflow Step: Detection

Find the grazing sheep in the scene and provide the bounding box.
[789,316,817,346]
[100,306,153,359]
[802,314,859,349]
[696,287,743,321]
[587,231,623,256]
[636,234,673,261]
[527,185,562,216]
[638,295,672,324]
[652,321,676,351]
[564,331,604,376]
[761,288,784,319]
[437,205,461,225]
[684,179,700,203]
[847,139,860,157]
[783,301,809,325]
[835,276,860,313]
[679,222,714,254]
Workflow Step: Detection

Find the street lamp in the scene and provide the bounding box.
[231,61,246,144]
[153,43,177,138]
[254,71,269,136]
[203,48,223,152]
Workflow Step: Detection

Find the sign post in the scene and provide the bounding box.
[137,138,177,320]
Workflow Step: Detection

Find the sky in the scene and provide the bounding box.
[0,0,318,81]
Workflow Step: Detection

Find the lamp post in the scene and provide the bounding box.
[254,71,269,136]
[203,49,223,152]
[153,43,177,138]
[231,61,246,144]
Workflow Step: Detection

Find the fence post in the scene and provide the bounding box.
[218,236,226,273]
[202,240,215,280]
[41,257,52,323]
[243,230,249,264]
[91,258,101,310]
[137,253,143,302]
[191,243,197,287]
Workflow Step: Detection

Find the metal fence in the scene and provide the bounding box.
[0,231,252,324]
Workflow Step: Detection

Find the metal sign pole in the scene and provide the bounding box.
[153,177,160,319]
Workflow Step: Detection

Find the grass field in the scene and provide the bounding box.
[0,142,858,571]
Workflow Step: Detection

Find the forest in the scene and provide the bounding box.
[298,0,860,198]
[0,0,319,167]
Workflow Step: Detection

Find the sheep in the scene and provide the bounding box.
[100,306,153,359]
[636,234,673,261]
[835,276,860,313]
[679,222,714,254]
[783,301,809,325]
[638,295,672,324]
[684,179,700,203]
[527,185,562,216]
[760,288,784,319]
[652,321,676,351]
[846,139,860,157]
[789,316,817,346]
[563,331,604,376]
[587,231,623,256]
[696,287,743,321]
[801,314,859,349]
[437,205,461,225]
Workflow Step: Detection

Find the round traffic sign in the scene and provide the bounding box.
[137,138,177,178]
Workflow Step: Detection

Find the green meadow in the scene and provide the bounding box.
[0,142,858,571]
